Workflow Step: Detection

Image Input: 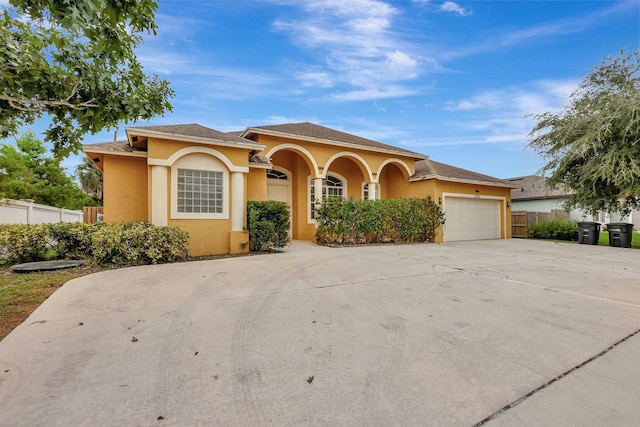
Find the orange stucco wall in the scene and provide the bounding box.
[168,218,232,256]
[148,137,250,166]
[253,134,417,179]
[247,168,267,201]
[102,155,149,223]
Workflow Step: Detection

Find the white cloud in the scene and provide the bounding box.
[440,1,472,16]
[332,85,417,101]
[296,70,335,88]
[427,78,581,150]
[270,0,428,100]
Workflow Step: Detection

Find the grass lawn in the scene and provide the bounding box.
[597,231,640,247]
[0,265,103,341]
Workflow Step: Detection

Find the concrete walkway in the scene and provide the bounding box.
[0,239,639,426]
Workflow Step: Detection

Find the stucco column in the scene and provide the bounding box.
[150,165,168,226]
[313,178,323,203]
[368,182,377,201]
[231,171,245,231]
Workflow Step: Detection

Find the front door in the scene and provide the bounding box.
[267,168,292,236]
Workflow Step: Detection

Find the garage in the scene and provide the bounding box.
[443,196,501,242]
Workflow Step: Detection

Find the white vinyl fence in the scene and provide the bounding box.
[0,199,83,224]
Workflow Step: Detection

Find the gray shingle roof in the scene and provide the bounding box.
[245,122,426,158]
[506,175,572,200]
[413,159,516,187]
[82,141,138,153]
[128,124,261,146]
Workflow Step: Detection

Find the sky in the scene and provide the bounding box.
[5,0,640,179]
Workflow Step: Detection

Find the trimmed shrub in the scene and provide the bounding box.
[89,221,189,265]
[315,197,445,246]
[0,223,51,263]
[0,221,190,266]
[527,218,578,241]
[247,201,291,251]
[47,222,105,259]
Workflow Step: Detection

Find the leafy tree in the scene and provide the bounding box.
[76,157,103,203]
[529,49,640,216]
[0,0,174,157]
[0,131,97,209]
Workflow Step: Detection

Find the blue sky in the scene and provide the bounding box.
[7,0,640,178]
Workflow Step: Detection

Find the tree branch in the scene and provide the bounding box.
[1,92,99,111]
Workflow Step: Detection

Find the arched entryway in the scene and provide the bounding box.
[267,167,293,235]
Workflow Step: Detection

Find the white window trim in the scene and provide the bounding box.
[171,153,229,220]
[308,172,347,224]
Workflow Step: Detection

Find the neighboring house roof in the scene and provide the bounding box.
[506,175,572,201]
[411,159,517,188]
[241,122,427,159]
[125,123,264,151]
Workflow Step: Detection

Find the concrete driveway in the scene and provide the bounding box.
[0,239,639,426]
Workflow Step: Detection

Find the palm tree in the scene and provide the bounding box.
[76,157,103,203]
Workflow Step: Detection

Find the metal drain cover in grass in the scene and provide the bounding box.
[9,260,84,273]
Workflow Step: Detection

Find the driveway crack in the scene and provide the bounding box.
[471,327,640,426]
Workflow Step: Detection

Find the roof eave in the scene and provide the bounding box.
[82,146,148,158]
[127,128,265,151]
[410,174,519,188]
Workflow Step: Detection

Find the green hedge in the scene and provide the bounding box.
[247,201,291,251]
[527,218,578,241]
[0,221,189,266]
[315,198,445,246]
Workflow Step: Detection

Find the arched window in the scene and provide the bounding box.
[267,169,288,180]
[309,173,346,221]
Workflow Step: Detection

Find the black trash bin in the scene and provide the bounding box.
[577,222,601,245]
[606,223,634,248]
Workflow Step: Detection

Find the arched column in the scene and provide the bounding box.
[368,182,377,200]
[151,165,168,226]
[231,171,245,231]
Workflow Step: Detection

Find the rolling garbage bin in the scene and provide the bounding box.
[606,223,634,248]
[577,222,600,245]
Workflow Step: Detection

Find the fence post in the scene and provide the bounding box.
[26,199,35,224]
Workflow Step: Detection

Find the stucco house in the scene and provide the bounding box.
[507,175,639,228]
[83,122,515,256]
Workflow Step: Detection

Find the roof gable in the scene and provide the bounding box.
[125,124,263,150]
[242,122,426,159]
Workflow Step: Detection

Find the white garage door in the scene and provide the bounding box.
[444,197,501,242]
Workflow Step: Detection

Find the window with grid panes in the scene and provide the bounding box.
[177,169,223,213]
[309,174,344,220]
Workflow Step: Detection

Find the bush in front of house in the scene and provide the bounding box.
[0,221,190,266]
[527,218,578,241]
[90,221,190,265]
[47,222,106,259]
[315,197,445,246]
[247,201,291,251]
